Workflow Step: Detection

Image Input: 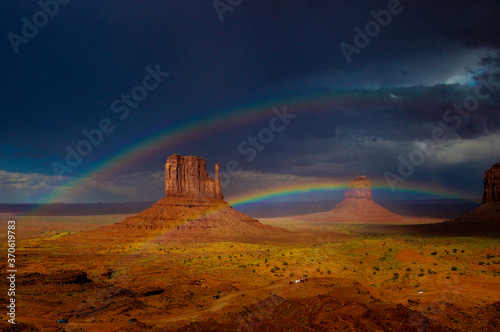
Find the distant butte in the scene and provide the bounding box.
[296,176,403,224]
[344,176,372,200]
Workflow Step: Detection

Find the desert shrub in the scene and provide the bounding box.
[270,268,275,273]
[486,254,495,259]
[417,273,424,277]
[343,266,348,271]
[451,267,458,271]
[406,268,411,271]
[274,266,280,271]
[453,249,457,253]
[327,270,331,274]
[479,261,485,265]
[393,273,399,280]
[431,251,437,255]
[283,261,288,266]
[374,266,380,271]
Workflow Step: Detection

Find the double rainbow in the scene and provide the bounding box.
[30,90,471,214]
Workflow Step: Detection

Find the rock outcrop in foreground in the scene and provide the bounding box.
[297,176,403,224]
[100,154,282,241]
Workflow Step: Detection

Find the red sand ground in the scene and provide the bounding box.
[0,215,499,331]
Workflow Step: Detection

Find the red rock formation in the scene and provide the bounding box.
[448,162,500,229]
[483,162,500,204]
[297,176,403,224]
[165,154,223,199]
[344,176,372,200]
[94,154,283,240]
[451,203,500,225]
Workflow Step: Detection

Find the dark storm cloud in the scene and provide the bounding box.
[1,0,500,202]
[215,78,500,189]
[422,0,500,48]
[269,83,500,143]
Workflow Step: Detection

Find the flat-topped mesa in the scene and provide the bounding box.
[165,154,223,199]
[344,176,372,200]
[483,162,500,204]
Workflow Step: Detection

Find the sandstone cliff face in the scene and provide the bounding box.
[344,176,372,200]
[483,162,500,204]
[108,154,284,238]
[446,162,500,229]
[165,154,223,199]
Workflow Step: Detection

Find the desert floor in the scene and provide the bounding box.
[1,215,499,331]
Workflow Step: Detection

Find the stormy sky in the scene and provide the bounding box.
[1,0,500,204]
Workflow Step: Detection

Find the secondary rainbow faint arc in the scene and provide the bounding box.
[38,99,286,205]
[37,90,463,207]
[38,91,365,205]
